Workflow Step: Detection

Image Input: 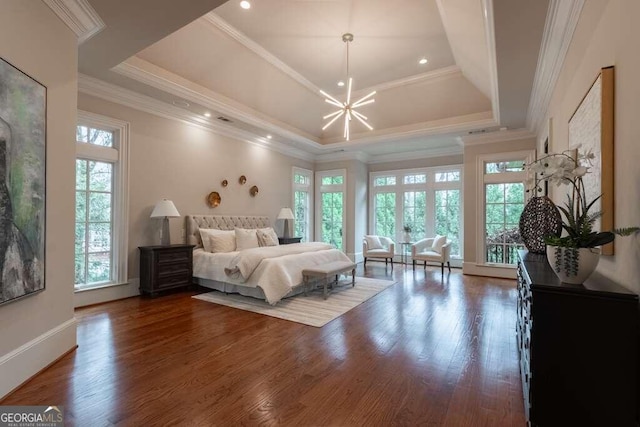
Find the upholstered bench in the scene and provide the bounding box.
[302,261,357,299]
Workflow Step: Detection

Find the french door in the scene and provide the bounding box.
[315,170,346,250]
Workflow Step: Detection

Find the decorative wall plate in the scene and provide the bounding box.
[238,175,247,185]
[207,191,221,208]
[221,179,228,187]
[250,185,259,197]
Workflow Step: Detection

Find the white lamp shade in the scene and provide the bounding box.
[277,207,294,220]
[150,199,180,218]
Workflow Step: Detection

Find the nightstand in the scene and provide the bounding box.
[138,244,195,296]
[278,237,302,245]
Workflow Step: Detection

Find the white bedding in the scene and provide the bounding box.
[224,242,333,280]
[193,243,352,305]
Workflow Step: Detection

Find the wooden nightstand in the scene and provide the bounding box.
[278,237,302,245]
[138,244,195,296]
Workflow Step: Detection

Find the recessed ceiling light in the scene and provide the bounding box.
[337,80,345,87]
[240,1,251,9]
[267,135,272,139]
[419,58,428,65]
[203,112,211,118]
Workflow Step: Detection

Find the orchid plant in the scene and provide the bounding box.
[524,148,638,249]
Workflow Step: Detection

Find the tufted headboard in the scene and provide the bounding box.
[185,215,271,247]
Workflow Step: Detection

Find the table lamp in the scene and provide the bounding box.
[150,199,180,245]
[277,207,294,239]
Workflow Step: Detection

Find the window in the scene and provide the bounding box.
[478,152,533,266]
[403,191,426,241]
[435,189,461,256]
[316,170,345,250]
[292,167,313,242]
[374,192,395,236]
[75,112,129,290]
[370,167,463,259]
[373,176,396,187]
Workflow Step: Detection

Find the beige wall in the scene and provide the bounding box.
[78,93,313,280]
[541,0,640,293]
[463,137,536,276]
[0,1,77,397]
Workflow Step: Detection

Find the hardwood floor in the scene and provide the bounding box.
[3,264,526,426]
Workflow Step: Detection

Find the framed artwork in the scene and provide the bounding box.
[0,57,46,305]
[568,66,614,255]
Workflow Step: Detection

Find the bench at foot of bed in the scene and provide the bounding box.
[302,261,356,299]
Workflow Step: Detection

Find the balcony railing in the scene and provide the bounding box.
[486,243,525,265]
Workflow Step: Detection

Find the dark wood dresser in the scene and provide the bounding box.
[139,244,195,296]
[516,250,638,426]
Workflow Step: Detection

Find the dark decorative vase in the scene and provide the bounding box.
[519,196,562,253]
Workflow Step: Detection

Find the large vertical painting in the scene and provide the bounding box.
[0,57,46,305]
[568,66,614,255]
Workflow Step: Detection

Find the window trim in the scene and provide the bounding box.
[476,150,534,268]
[76,111,129,290]
[292,166,313,242]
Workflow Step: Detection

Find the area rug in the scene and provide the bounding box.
[192,277,395,327]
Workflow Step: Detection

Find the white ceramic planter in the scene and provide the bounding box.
[546,246,600,284]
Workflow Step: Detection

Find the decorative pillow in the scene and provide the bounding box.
[199,229,236,253]
[257,227,279,247]
[432,234,447,254]
[235,228,260,251]
[364,235,383,250]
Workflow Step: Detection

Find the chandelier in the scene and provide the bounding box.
[320,33,376,141]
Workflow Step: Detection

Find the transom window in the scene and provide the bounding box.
[373,176,396,187]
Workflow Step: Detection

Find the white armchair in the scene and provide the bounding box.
[411,236,451,275]
[363,235,395,269]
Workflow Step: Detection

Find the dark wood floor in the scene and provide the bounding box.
[3,264,525,426]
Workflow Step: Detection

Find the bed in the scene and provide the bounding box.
[186,215,353,304]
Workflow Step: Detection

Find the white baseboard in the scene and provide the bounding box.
[74,279,140,308]
[348,251,364,263]
[0,318,77,399]
[462,262,516,279]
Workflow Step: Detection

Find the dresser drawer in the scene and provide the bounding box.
[156,249,190,264]
[138,244,195,296]
[156,271,192,289]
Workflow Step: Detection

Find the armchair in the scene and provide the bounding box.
[363,235,395,268]
[411,236,451,275]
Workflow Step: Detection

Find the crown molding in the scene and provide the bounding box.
[112,57,322,150]
[43,0,105,44]
[482,0,501,125]
[202,13,321,95]
[78,74,316,162]
[526,0,585,134]
[458,128,535,146]
[323,112,496,147]
[349,66,462,99]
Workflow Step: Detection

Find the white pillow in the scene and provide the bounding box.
[432,234,447,254]
[257,227,279,247]
[365,235,383,250]
[235,228,260,251]
[199,229,236,253]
